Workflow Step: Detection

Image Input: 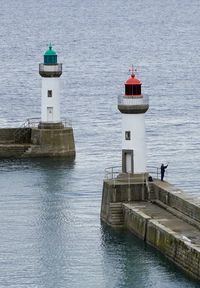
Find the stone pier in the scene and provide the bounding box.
[0,123,75,158]
[101,175,200,280]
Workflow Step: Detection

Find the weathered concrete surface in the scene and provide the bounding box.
[101,177,200,280]
[0,126,75,158]
[0,128,31,144]
[0,144,31,158]
[150,180,200,224]
[101,174,148,227]
[28,127,75,157]
[123,202,200,279]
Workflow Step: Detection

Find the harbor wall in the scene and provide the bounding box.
[0,128,31,144]
[123,203,200,279]
[146,219,200,279]
[27,127,75,157]
[0,126,75,158]
[101,178,200,280]
[150,182,200,225]
[101,176,148,227]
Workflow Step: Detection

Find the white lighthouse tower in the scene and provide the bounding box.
[39,44,62,128]
[118,67,149,174]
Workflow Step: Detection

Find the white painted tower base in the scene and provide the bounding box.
[41,78,60,123]
[118,68,149,175]
[122,113,146,173]
[39,45,63,127]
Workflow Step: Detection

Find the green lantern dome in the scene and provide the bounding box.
[44,44,57,65]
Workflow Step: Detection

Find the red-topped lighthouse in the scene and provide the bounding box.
[118,67,149,173]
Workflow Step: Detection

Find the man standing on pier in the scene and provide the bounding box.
[161,163,168,181]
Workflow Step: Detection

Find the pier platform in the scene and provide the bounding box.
[0,119,75,158]
[101,175,200,280]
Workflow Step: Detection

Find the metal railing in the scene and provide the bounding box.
[147,166,160,179]
[61,118,72,127]
[104,165,161,180]
[26,117,40,128]
[118,94,149,106]
[39,63,62,72]
[13,117,72,142]
[13,119,32,143]
[104,166,121,179]
[24,117,72,128]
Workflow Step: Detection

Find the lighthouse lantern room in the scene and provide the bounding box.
[39,44,62,126]
[118,67,149,174]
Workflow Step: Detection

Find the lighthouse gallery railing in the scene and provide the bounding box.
[118,94,149,106]
[39,63,62,73]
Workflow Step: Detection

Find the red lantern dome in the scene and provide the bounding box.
[125,66,142,96]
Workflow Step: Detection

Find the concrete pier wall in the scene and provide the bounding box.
[0,126,75,158]
[150,182,200,224]
[101,178,200,280]
[101,176,147,227]
[28,127,75,157]
[0,128,31,144]
[123,201,200,279]
[146,219,200,279]
[123,204,150,240]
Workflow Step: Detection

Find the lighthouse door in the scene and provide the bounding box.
[122,149,134,173]
[47,107,53,122]
[126,153,132,173]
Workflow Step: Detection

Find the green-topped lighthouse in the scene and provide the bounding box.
[0,44,76,159]
[39,44,63,126]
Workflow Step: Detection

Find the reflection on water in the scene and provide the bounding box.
[0,158,199,287]
[100,224,200,288]
[0,158,75,172]
[36,161,73,288]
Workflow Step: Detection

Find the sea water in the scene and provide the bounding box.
[0,0,200,287]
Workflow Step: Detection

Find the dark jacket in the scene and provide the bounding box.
[161,164,168,174]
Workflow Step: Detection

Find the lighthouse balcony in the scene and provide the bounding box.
[39,63,62,77]
[118,94,149,114]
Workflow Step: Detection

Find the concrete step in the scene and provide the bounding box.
[110,202,124,226]
[110,219,124,224]
[111,220,124,225]
[110,210,123,216]
[111,213,123,217]
[111,214,123,219]
[110,224,124,228]
[110,209,123,214]
[110,216,124,220]
[110,208,123,213]
[110,202,122,208]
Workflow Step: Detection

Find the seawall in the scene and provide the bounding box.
[101,176,200,280]
[0,126,75,158]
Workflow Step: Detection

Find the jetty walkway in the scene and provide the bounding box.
[101,176,200,280]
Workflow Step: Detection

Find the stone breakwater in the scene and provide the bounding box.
[0,127,75,158]
[101,175,200,280]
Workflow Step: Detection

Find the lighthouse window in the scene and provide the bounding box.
[125,131,131,140]
[48,90,52,97]
[125,85,141,96]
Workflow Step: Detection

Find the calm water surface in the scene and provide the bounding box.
[0,0,200,287]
